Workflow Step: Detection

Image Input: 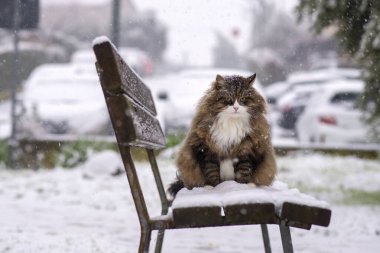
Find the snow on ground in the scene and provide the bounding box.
[1,151,380,252]
[277,153,380,202]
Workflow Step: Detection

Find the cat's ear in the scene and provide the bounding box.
[246,73,256,86]
[216,74,225,82]
[214,74,225,90]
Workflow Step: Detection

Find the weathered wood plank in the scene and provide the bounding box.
[94,41,157,115]
[280,202,331,227]
[286,221,312,230]
[224,203,276,226]
[105,93,165,149]
[172,206,223,228]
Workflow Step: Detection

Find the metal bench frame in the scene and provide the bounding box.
[93,38,331,253]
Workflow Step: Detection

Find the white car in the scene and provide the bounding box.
[272,68,363,137]
[18,64,111,138]
[287,68,361,86]
[296,80,369,144]
[275,84,321,133]
[148,68,265,133]
[277,68,362,112]
[265,81,292,106]
[0,100,11,139]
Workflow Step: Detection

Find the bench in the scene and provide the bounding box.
[92,36,331,253]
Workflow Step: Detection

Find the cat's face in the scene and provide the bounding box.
[206,74,266,117]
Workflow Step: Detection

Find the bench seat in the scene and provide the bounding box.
[171,181,330,229]
[149,181,331,230]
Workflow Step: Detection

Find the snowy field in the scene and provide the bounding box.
[1,151,380,253]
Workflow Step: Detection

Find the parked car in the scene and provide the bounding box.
[273,68,362,137]
[0,100,10,139]
[296,80,369,144]
[276,85,320,134]
[287,68,361,87]
[149,68,265,133]
[18,64,111,138]
[265,81,292,106]
[71,47,154,77]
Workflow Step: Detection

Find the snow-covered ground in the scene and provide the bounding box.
[1,151,380,253]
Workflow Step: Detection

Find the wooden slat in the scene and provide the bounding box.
[280,202,331,227]
[172,206,223,228]
[224,203,276,226]
[93,40,157,115]
[286,221,312,230]
[105,93,165,149]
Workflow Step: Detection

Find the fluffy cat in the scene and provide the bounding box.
[168,74,277,196]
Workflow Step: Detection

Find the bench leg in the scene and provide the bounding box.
[154,229,165,253]
[138,228,152,253]
[261,224,272,253]
[279,222,294,253]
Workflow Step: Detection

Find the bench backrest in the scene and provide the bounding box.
[93,38,168,228]
[93,39,165,149]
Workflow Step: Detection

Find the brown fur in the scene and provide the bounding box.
[172,74,277,194]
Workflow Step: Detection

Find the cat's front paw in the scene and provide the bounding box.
[204,162,221,186]
[235,162,253,184]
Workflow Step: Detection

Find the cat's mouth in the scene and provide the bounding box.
[229,111,242,116]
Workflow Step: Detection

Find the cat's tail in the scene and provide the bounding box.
[167,177,184,198]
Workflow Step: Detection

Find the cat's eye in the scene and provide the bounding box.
[239,98,247,104]
[225,98,233,105]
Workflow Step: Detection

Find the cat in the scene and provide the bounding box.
[168,74,277,197]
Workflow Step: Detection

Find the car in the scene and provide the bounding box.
[0,100,10,139]
[273,68,362,137]
[287,67,361,87]
[17,64,111,138]
[265,81,292,106]
[277,68,362,109]
[296,79,369,144]
[276,85,320,135]
[148,68,266,134]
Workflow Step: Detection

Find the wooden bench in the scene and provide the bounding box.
[92,36,331,253]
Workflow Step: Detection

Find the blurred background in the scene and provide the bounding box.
[1,0,380,152]
[0,0,380,252]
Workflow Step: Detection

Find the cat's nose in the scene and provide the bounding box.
[233,105,239,112]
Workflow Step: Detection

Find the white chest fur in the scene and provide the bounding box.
[220,159,235,181]
[210,107,251,151]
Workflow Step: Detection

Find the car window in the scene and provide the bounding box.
[329,92,360,108]
[330,92,359,104]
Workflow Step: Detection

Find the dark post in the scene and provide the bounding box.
[9,0,21,169]
[111,0,121,48]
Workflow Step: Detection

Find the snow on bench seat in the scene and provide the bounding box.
[171,181,331,229]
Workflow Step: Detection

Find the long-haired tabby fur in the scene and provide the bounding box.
[168,74,276,197]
